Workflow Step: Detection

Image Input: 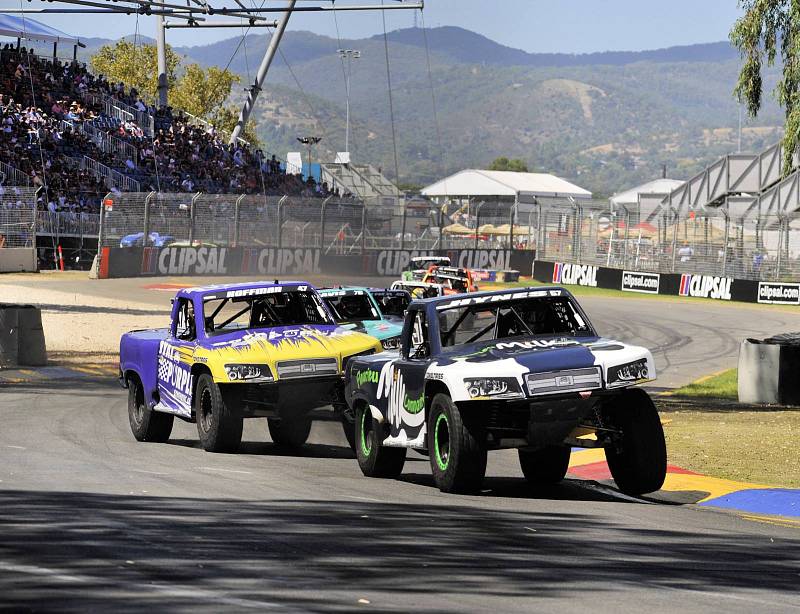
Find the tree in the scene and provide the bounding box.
[170,63,240,119]
[210,105,261,148]
[731,1,800,173]
[90,40,180,101]
[488,157,529,172]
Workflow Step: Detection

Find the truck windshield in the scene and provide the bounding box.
[323,293,380,322]
[203,291,331,335]
[438,296,593,347]
[372,291,411,318]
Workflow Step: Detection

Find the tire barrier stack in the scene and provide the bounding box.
[0,304,47,368]
[738,334,800,405]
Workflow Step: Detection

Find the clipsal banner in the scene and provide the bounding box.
[454,249,511,271]
[143,246,229,276]
[552,262,598,287]
[678,274,732,300]
[757,282,800,305]
[241,248,321,275]
[376,250,434,276]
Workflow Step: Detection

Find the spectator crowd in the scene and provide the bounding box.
[0,43,343,217]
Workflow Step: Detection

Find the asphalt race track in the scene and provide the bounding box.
[1,276,799,612]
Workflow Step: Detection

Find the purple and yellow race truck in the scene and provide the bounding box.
[119,281,382,453]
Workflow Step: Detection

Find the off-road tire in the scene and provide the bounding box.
[355,402,406,478]
[428,393,486,494]
[268,416,312,448]
[518,445,571,486]
[195,373,243,453]
[128,374,173,442]
[604,388,667,496]
[338,403,357,451]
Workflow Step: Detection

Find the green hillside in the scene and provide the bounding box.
[71,27,785,195]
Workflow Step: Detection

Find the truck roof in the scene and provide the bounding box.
[176,280,314,300]
[415,285,572,308]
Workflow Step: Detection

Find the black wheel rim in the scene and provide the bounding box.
[132,383,144,426]
[199,387,213,432]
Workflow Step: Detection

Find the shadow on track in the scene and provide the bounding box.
[0,490,797,612]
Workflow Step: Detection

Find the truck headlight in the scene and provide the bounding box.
[224,364,274,382]
[381,336,401,350]
[464,377,523,399]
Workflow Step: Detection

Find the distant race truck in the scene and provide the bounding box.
[344,286,666,496]
[119,281,381,452]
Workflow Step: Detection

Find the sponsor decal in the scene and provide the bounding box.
[145,247,229,276]
[552,262,598,287]
[621,271,660,294]
[455,250,510,271]
[426,371,444,381]
[355,368,380,387]
[679,274,732,300]
[403,394,425,414]
[607,358,650,386]
[377,250,434,276]
[442,289,551,309]
[157,341,193,409]
[496,338,580,351]
[241,248,320,275]
[376,360,425,429]
[757,282,800,305]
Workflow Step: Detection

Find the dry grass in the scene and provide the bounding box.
[662,409,800,487]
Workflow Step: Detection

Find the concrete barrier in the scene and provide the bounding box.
[0,305,19,367]
[0,248,37,273]
[0,304,47,367]
[738,336,800,405]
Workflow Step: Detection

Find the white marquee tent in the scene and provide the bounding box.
[421,169,592,201]
[0,15,85,51]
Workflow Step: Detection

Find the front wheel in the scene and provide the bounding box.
[604,388,667,496]
[355,403,405,478]
[518,446,571,486]
[268,416,312,448]
[128,375,173,443]
[195,374,243,453]
[338,403,356,451]
[428,393,486,494]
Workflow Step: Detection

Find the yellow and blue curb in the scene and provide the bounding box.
[569,447,800,521]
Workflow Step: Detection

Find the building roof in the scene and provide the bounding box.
[421,169,592,199]
[610,178,684,207]
[0,15,85,47]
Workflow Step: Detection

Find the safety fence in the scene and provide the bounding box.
[0,188,37,248]
[533,201,800,282]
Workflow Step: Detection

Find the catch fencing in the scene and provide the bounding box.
[0,187,37,248]
[534,201,800,282]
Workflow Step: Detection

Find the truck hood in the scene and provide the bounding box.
[430,335,655,396]
[197,324,380,369]
[338,319,403,341]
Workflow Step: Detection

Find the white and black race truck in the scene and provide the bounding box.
[344,286,667,495]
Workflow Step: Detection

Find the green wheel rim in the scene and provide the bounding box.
[434,412,450,471]
[360,408,372,456]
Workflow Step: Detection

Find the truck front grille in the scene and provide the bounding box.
[525,367,602,396]
[276,358,339,379]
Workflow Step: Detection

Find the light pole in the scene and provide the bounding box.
[297,135,322,180]
[337,48,360,157]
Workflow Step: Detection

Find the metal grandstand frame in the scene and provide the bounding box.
[2,1,423,141]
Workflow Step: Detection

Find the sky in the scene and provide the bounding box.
[7,0,743,52]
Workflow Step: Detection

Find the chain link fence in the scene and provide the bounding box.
[535,200,800,282]
[0,187,37,248]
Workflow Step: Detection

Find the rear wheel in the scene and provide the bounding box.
[268,416,312,448]
[195,374,243,453]
[128,374,173,443]
[604,388,667,496]
[355,403,405,478]
[518,446,571,486]
[428,393,486,494]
